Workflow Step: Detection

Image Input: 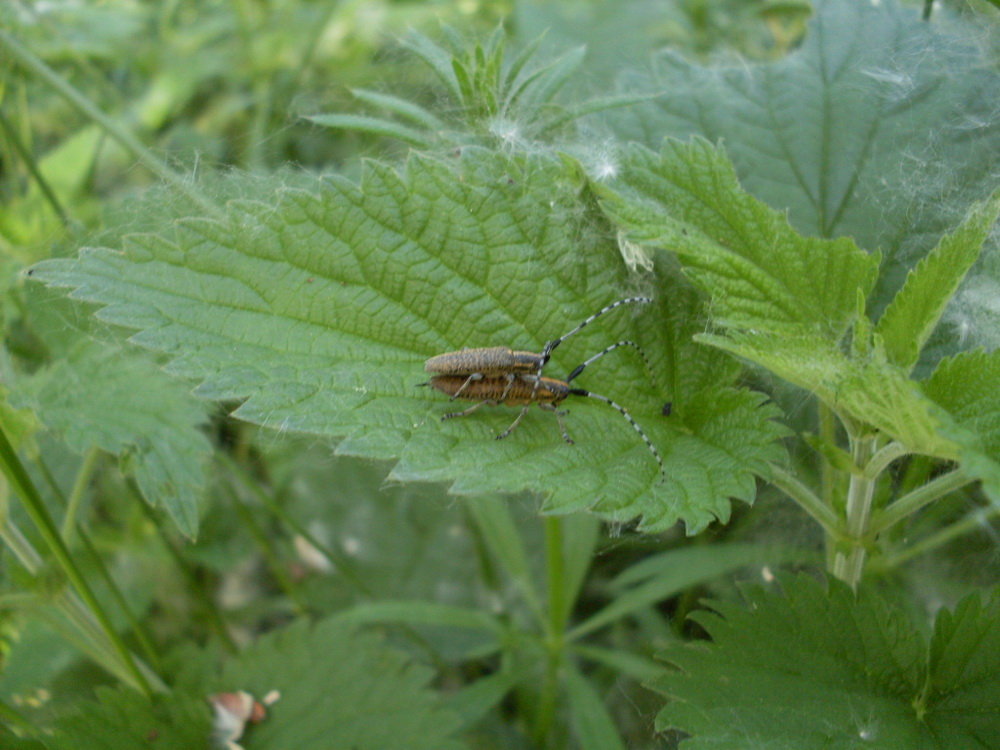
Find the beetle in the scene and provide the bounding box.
[422,297,664,478]
[423,296,654,401]
[425,371,664,479]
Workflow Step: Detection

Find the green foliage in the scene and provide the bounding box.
[27,149,787,534]
[602,138,881,336]
[608,0,1000,261]
[924,349,1000,501]
[10,340,210,537]
[52,619,465,750]
[52,688,209,750]
[2,0,1000,748]
[653,575,1000,749]
[309,27,649,151]
[876,198,996,372]
[605,138,1000,495]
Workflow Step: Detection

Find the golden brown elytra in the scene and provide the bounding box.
[421,296,664,479]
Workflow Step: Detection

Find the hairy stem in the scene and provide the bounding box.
[870,468,971,535]
[882,504,1000,569]
[832,436,877,587]
[62,446,101,543]
[769,464,840,535]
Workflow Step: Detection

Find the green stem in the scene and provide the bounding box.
[532,517,567,748]
[882,504,1000,569]
[544,517,567,637]
[769,464,840,535]
[0,500,164,690]
[0,109,73,229]
[862,441,909,480]
[818,402,839,566]
[131,486,238,653]
[832,436,877,587]
[218,452,372,594]
[33,456,162,669]
[0,425,157,695]
[818,403,837,504]
[228,486,308,615]
[61,446,101,543]
[0,30,221,219]
[870,468,971,535]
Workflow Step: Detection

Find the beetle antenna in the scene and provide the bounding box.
[568,387,665,481]
[542,296,652,363]
[566,340,655,387]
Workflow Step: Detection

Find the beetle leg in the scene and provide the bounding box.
[449,372,483,401]
[539,402,574,444]
[496,404,530,440]
[497,372,516,403]
[443,400,495,420]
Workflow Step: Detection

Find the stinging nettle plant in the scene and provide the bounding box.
[4,1,1000,748]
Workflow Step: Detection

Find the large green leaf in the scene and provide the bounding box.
[603,139,999,472]
[28,151,786,533]
[653,575,1000,749]
[603,138,879,336]
[10,340,210,537]
[607,0,1000,274]
[53,618,466,750]
[877,192,1000,372]
[923,349,1000,501]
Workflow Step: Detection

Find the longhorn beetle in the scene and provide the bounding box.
[423,297,665,478]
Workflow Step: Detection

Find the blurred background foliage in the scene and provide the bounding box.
[1,1,999,748]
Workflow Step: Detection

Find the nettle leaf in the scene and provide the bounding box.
[52,687,209,750]
[605,139,1000,468]
[604,138,879,337]
[609,0,1000,282]
[877,192,1000,372]
[28,151,786,533]
[214,618,465,750]
[11,340,211,537]
[923,349,1000,501]
[652,574,1000,749]
[54,618,465,750]
[701,330,954,459]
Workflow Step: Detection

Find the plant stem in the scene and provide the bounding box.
[0,109,73,229]
[227,485,308,615]
[218,452,372,594]
[870,468,971,535]
[769,464,840,535]
[0,425,158,695]
[545,517,567,637]
[533,516,567,748]
[832,436,877,587]
[131,485,238,654]
[818,402,839,566]
[33,455,162,670]
[862,441,909,479]
[0,30,222,219]
[881,504,1000,569]
[62,446,101,543]
[818,402,837,504]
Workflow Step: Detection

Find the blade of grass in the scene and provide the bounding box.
[0,30,220,219]
[349,89,445,130]
[0,424,157,695]
[466,497,545,628]
[304,113,435,148]
[565,659,627,750]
